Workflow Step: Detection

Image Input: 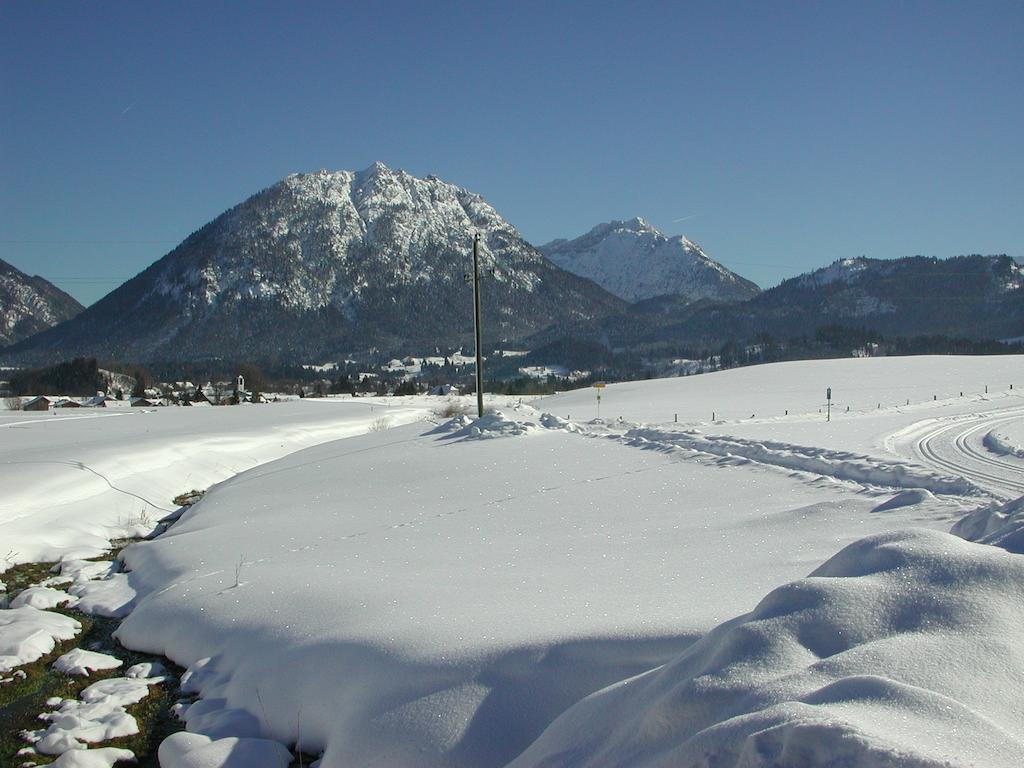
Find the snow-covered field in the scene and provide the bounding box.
[3,356,1023,767]
[0,397,433,567]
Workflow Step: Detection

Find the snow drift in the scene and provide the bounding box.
[984,428,1024,458]
[951,495,1024,554]
[509,528,1024,768]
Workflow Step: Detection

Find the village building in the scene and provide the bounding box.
[83,392,115,407]
[187,389,213,406]
[21,396,52,411]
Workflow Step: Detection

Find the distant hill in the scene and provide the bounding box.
[540,218,759,303]
[525,254,1024,354]
[0,259,83,346]
[7,164,624,362]
[667,255,1024,346]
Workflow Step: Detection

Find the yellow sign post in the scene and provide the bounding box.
[593,381,606,419]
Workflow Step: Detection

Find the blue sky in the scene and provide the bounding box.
[2,0,1021,306]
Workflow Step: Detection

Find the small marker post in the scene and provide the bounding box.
[593,381,606,419]
[826,387,832,422]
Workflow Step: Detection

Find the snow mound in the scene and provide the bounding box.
[125,660,165,679]
[9,585,79,610]
[60,559,117,582]
[951,496,1024,555]
[509,529,1024,768]
[870,488,935,513]
[425,413,474,433]
[53,649,124,676]
[539,412,583,432]
[158,732,292,768]
[68,573,136,618]
[0,606,81,673]
[440,411,535,440]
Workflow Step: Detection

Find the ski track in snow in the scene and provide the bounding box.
[889,405,1024,500]
[570,420,977,497]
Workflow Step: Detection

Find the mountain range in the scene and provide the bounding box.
[538,254,1024,355]
[3,165,1021,365]
[0,259,83,347]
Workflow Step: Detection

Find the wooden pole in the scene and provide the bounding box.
[472,234,484,418]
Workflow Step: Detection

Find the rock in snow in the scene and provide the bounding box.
[509,528,1024,768]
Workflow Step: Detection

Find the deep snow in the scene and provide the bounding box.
[3,356,1023,767]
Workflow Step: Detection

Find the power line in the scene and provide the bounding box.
[0,239,177,245]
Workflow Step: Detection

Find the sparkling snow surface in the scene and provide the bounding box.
[108,356,1024,767]
[510,529,1024,768]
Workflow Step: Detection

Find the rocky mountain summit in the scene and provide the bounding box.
[0,259,83,346]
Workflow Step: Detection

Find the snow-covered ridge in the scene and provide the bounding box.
[540,217,759,303]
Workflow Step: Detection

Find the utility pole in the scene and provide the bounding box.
[472,233,484,418]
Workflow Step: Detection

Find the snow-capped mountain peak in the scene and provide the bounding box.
[539,219,759,303]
